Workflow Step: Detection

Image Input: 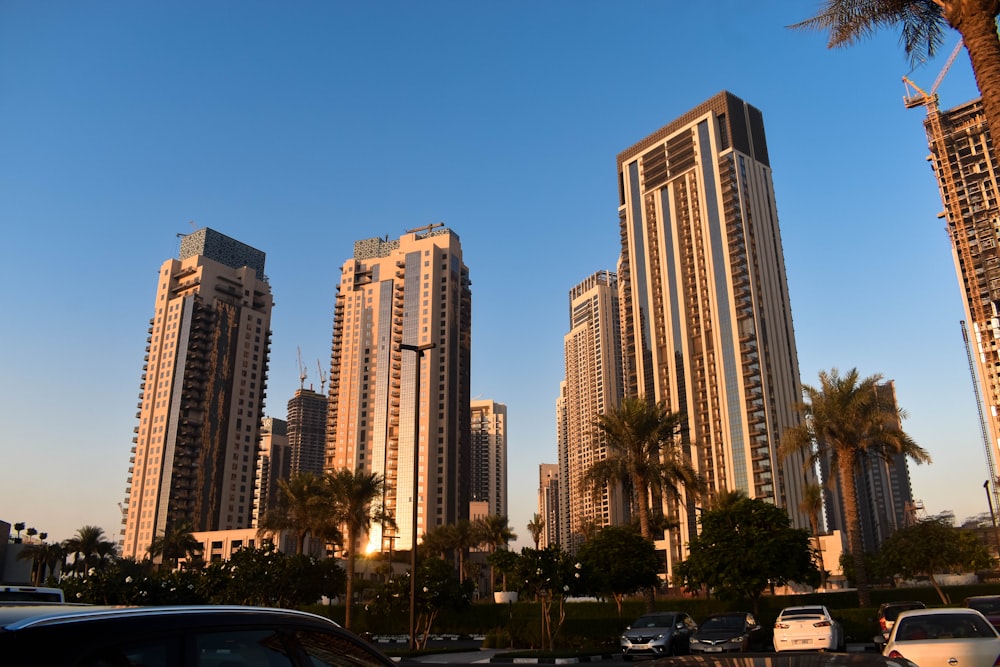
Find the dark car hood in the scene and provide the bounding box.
[625,628,674,638]
[694,629,744,641]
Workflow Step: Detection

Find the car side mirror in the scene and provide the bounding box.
[873,635,887,648]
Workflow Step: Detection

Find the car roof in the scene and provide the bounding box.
[705,611,749,617]
[880,601,925,608]
[0,604,338,632]
[896,607,987,620]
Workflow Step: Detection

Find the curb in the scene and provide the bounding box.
[490,655,614,664]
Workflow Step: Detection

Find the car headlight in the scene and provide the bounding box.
[690,638,702,644]
[655,634,664,640]
[733,635,748,643]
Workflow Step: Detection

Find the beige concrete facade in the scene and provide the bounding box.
[325,227,471,555]
[121,229,272,559]
[617,92,812,576]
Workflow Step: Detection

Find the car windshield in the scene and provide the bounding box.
[884,604,924,622]
[633,615,675,628]
[969,599,1000,615]
[896,613,996,641]
[701,616,744,630]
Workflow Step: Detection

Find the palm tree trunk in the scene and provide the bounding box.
[633,475,656,612]
[838,454,870,607]
[953,5,1000,168]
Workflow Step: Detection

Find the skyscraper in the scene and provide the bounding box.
[537,463,561,549]
[287,388,328,476]
[919,97,1000,502]
[470,399,508,518]
[252,417,291,528]
[617,91,812,574]
[121,228,273,559]
[325,225,472,554]
[561,270,626,549]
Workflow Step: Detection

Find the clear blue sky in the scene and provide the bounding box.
[1,1,987,547]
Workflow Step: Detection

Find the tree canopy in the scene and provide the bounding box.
[674,496,818,613]
[576,525,659,615]
[879,516,993,603]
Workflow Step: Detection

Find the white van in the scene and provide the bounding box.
[0,585,64,603]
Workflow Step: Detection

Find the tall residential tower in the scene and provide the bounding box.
[470,399,508,518]
[121,228,272,559]
[560,270,626,550]
[617,92,812,574]
[325,226,472,553]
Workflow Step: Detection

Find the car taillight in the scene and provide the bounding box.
[887,650,905,660]
[880,619,888,632]
[775,623,789,629]
[814,621,831,627]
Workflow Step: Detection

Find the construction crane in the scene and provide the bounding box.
[902,39,963,111]
[297,346,307,390]
[962,321,1000,512]
[901,43,976,328]
[316,360,327,394]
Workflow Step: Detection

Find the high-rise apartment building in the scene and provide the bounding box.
[325,226,472,554]
[561,270,627,549]
[121,228,273,559]
[920,97,1000,499]
[252,417,291,528]
[555,381,572,550]
[822,382,916,553]
[617,91,812,574]
[470,399,507,518]
[538,463,561,549]
[288,388,328,476]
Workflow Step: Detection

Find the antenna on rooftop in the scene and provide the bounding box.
[297,347,307,390]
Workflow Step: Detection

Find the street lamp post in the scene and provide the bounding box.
[401,342,434,651]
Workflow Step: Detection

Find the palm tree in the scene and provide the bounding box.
[473,514,516,596]
[148,521,203,570]
[16,541,65,584]
[526,513,545,549]
[782,368,931,607]
[799,482,828,590]
[258,472,336,555]
[583,395,702,611]
[326,468,392,631]
[63,525,117,573]
[794,1,1000,166]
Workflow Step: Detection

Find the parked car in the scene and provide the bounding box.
[773,605,844,652]
[877,600,927,639]
[0,585,64,603]
[689,612,767,653]
[877,607,1000,667]
[620,611,698,659]
[966,595,1000,631]
[0,604,397,666]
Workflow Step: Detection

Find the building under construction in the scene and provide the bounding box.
[918,94,1000,497]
